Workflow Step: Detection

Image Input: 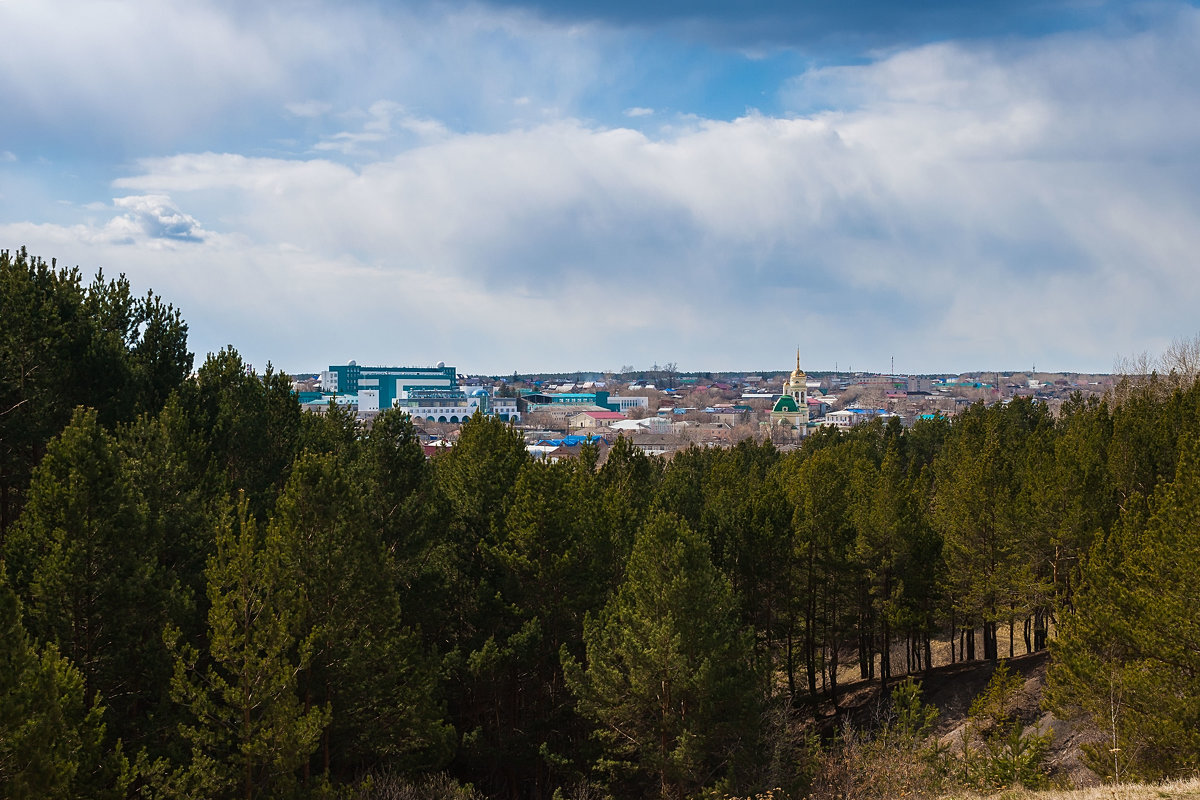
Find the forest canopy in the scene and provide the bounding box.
[2,247,1199,798]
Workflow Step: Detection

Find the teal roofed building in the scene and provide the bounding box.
[770,352,810,433]
[320,361,457,413]
[520,390,619,413]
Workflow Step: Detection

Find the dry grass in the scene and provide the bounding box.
[935,777,1200,800]
[721,776,1200,800]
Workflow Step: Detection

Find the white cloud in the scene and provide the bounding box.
[285,100,333,118]
[109,194,205,242]
[624,106,654,117]
[0,0,284,146]
[313,101,451,155]
[0,216,677,373]
[0,0,615,153]
[8,5,1200,373]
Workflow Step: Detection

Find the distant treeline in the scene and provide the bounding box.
[2,246,1198,799]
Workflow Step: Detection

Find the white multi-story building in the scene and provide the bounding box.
[821,408,901,430]
[608,395,650,413]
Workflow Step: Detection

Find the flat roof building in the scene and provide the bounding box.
[321,361,457,412]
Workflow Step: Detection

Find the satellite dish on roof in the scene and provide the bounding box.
[349,360,356,367]
[437,361,445,369]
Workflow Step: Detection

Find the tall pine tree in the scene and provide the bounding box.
[163,497,326,799]
[3,407,169,739]
[0,571,127,799]
[564,512,761,800]
[1050,434,1200,780]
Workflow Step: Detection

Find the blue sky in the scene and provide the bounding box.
[2,0,1199,376]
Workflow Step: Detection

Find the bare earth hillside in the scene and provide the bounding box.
[803,651,1105,789]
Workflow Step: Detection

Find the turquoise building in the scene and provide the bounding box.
[320,362,457,412]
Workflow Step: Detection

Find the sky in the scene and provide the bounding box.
[2,0,1199,376]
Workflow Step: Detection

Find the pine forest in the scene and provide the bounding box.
[3,246,1199,799]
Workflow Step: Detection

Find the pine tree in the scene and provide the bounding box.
[433,412,533,791]
[1051,394,1114,612]
[853,446,914,687]
[435,411,529,544]
[164,497,326,799]
[699,441,790,658]
[0,571,127,799]
[651,445,713,531]
[114,398,229,756]
[355,408,450,640]
[597,434,661,577]
[781,444,857,703]
[3,408,167,736]
[1049,435,1200,780]
[270,452,452,781]
[176,348,301,519]
[458,455,614,797]
[564,512,761,800]
[0,248,191,535]
[932,403,1023,661]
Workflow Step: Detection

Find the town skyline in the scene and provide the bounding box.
[288,359,1130,382]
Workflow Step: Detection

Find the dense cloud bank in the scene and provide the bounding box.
[1,0,1197,372]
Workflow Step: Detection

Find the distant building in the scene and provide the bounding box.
[629,432,681,457]
[708,406,751,426]
[608,395,650,413]
[521,390,619,412]
[307,361,519,423]
[807,395,832,418]
[855,374,906,388]
[907,376,934,392]
[491,397,520,422]
[321,361,458,413]
[298,393,357,413]
[822,408,901,431]
[525,404,609,430]
[527,435,612,462]
[392,389,486,423]
[610,417,672,434]
[569,411,626,430]
[770,353,811,432]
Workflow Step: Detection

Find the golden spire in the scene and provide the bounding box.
[790,348,805,383]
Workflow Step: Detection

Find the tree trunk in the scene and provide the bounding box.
[858,611,870,681]
[880,615,890,690]
[786,631,796,702]
[829,633,840,711]
[983,620,997,661]
[805,589,818,698]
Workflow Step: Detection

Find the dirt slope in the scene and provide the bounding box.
[802,651,1103,788]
